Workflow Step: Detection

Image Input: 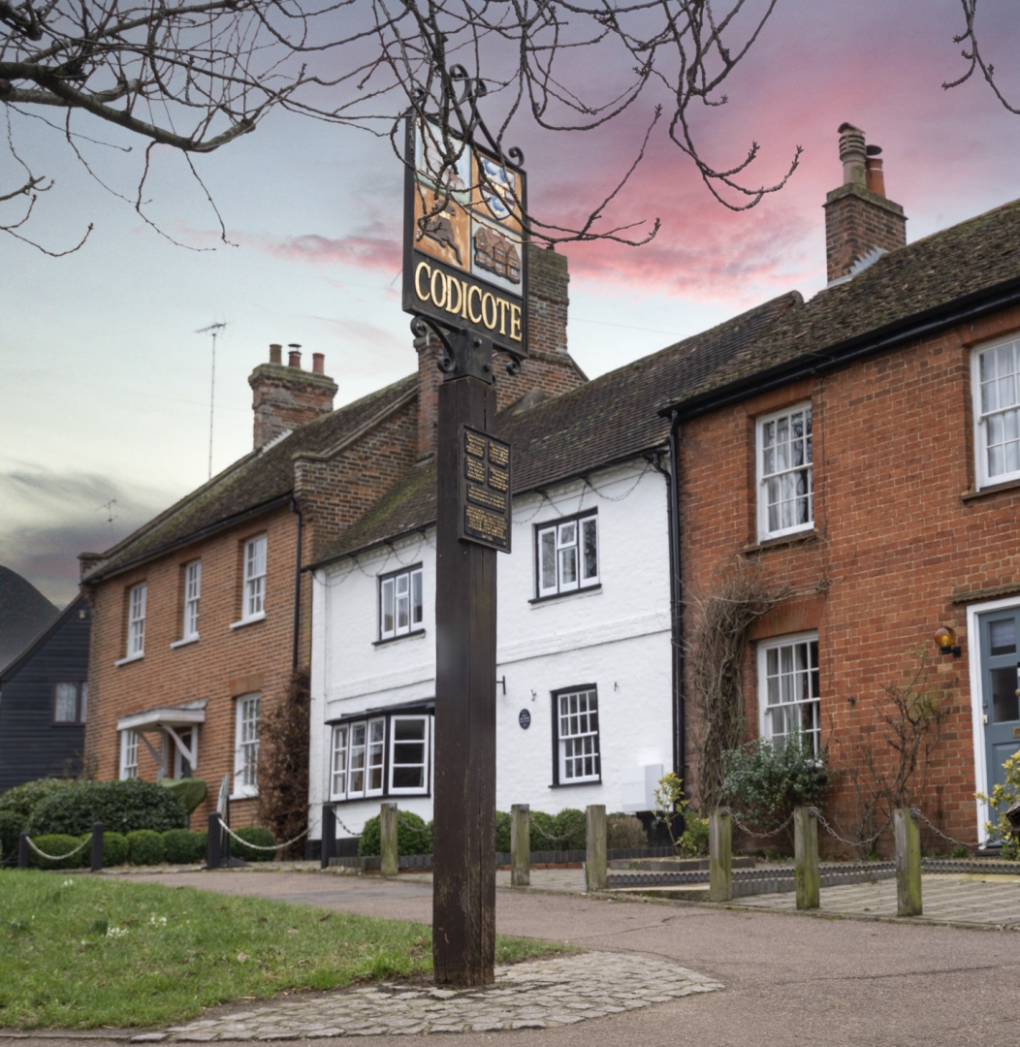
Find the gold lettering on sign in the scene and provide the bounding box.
[465,431,486,457]
[488,466,509,492]
[411,259,523,343]
[468,486,507,512]
[488,443,509,467]
[465,457,486,484]
[466,505,507,542]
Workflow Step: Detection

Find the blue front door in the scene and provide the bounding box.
[979,606,1020,840]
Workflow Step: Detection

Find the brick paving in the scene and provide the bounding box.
[131,953,722,1042]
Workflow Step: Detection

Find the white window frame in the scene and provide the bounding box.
[757,632,821,756]
[233,693,261,797]
[379,565,424,640]
[388,715,430,795]
[54,681,87,724]
[972,336,1020,489]
[329,714,433,801]
[116,582,147,664]
[756,403,813,542]
[182,561,201,642]
[120,729,139,779]
[536,512,599,599]
[243,535,267,623]
[553,686,601,785]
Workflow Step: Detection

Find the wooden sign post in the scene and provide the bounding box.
[403,101,527,986]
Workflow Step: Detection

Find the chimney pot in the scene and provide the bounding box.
[269,343,282,365]
[837,122,867,187]
[865,156,886,198]
[312,352,325,375]
[288,349,302,369]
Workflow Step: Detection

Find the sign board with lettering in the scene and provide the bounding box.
[403,119,528,354]
[459,425,512,552]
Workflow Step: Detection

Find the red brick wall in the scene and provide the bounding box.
[824,184,907,283]
[249,362,338,450]
[84,505,301,828]
[679,307,1020,852]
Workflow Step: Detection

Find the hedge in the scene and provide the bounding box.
[495,810,512,853]
[358,811,432,856]
[102,831,130,867]
[162,828,203,864]
[127,830,166,865]
[29,779,187,837]
[229,825,276,862]
[27,833,89,870]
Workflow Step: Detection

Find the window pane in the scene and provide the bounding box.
[560,546,577,585]
[991,667,1019,723]
[540,530,556,590]
[55,683,78,722]
[382,579,394,634]
[412,570,423,625]
[989,619,1017,655]
[582,518,598,581]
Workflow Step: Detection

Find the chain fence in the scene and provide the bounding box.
[24,833,93,862]
[728,811,795,840]
[216,819,309,853]
[528,815,586,845]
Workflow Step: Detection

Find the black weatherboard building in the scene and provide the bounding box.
[0,595,91,791]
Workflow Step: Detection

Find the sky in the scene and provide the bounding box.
[3,0,1019,609]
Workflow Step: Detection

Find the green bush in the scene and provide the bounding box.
[494,810,512,853]
[0,810,23,862]
[721,731,829,837]
[159,777,207,816]
[358,811,432,856]
[101,831,129,867]
[677,815,710,857]
[230,826,276,862]
[127,829,166,865]
[554,808,587,850]
[27,833,88,870]
[29,779,187,837]
[607,813,647,850]
[195,829,209,861]
[0,778,76,822]
[162,829,202,864]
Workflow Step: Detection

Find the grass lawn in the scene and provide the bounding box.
[0,870,568,1030]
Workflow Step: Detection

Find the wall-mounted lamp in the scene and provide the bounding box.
[934,626,961,658]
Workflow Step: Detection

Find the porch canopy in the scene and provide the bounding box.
[117,699,206,777]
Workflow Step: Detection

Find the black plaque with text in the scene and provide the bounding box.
[459,425,512,552]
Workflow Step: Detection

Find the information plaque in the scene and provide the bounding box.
[459,425,512,552]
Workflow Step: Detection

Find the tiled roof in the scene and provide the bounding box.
[84,374,418,581]
[315,292,800,564]
[669,197,1020,411]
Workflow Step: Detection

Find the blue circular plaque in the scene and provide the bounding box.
[518,709,531,730]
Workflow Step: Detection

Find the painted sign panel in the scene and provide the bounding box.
[459,425,512,552]
[403,119,528,353]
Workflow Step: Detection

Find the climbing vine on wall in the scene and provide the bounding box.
[257,669,310,858]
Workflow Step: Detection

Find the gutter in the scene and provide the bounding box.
[663,276,1020,421]
[650,414,686,784]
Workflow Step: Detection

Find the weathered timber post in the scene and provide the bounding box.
[321,803,336,870]
[511,804,530,887]
[380,802,399,878]
[91,822,105,873]
[585,805,608,892]
[709,807,732,902]
[433,366,499,986]
[18,832,29,869]
[894,807,922,917]
[206,811,221,870]
[794,807,820,910]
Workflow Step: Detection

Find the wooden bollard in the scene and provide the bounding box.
[709,807,732,902]
[585,805,607,892]
[91,822,105,873]
[794,806,820,910]
[321,803,336,870]
[894,807,922,917]
[206,811,221,869]
[18,832,29,869]
[380,802,399,878]
[510,804,530,887]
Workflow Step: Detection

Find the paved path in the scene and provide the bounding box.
[4,864,1020,1047]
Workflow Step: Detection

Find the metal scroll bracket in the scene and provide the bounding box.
[410,315,524,384]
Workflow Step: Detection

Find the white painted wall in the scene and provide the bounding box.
[308,458,673,844]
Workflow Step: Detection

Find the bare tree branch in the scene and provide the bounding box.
[943,0,1019,115]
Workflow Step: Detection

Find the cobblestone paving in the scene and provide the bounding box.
[132,953,722,1041]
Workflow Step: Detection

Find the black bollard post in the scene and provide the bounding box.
[91,822,105,873]
[18,832,29,870]
[321,803,336,870]
[207,811,221,869]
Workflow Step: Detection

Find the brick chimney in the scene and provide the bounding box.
[824,123,907,284]
[249,343,338,449]
[414,243,585,458]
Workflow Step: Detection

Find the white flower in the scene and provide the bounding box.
[106,926,128,938]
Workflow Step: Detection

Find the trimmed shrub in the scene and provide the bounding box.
[102,831,130,867]
[230,826,276,862]
[0,810,22,862]
[554,808,587,850]
[0,778,76,822]
[127,829,166,865]
[607,813,647,850]
[162,829,202,864]
[494,810,512,853]
[27,833,88,870]
[29,779,187,837]
[678,815,710,858]
[528,810,558,852]
[195,829,209,861]
[159,778,207,815]
[358,811,432,856]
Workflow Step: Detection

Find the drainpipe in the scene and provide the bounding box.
[651,407,685,784]
[290,498,303,670]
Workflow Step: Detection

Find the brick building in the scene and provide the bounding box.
[663,125,1020,852]
[81,246,585,836]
